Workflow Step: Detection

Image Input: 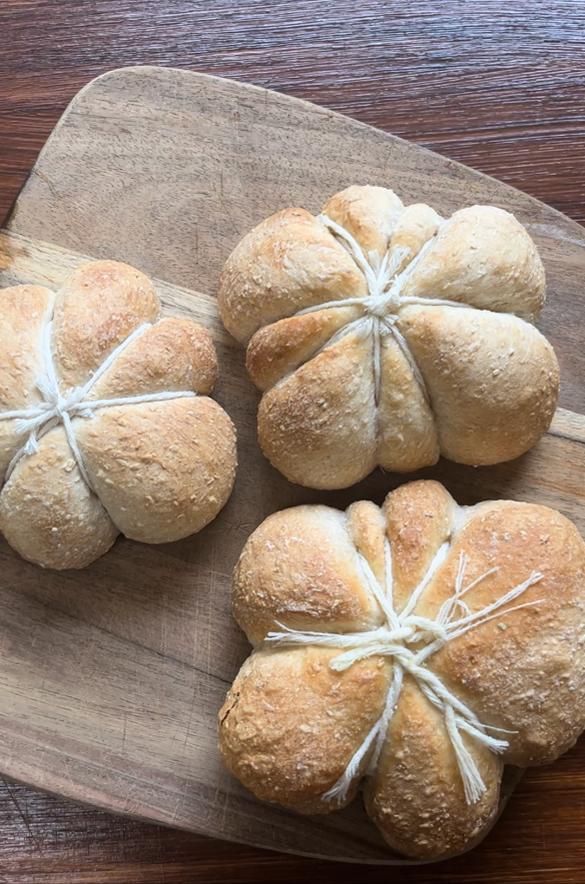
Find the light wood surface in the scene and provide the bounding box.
[1,65,585,864]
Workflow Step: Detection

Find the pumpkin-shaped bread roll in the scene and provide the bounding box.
[0,261,237,569]
[218,185,559,489]
[219,480,585,859]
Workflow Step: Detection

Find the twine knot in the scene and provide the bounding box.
[301,214,437,407]
[1,319,197,489]
[36,377,90,423]
[364,286,402,319]
[265,543,543,806]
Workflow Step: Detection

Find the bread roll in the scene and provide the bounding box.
[218,185,559,489]
[0,260,237,569]
[219,480,585,859]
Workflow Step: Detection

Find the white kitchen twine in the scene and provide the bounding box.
[294,214,471,405]
[265,541,543,805]
[0,318,196,490]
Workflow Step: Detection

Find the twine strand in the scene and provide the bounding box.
[264,541,543,805]
[0,317,196,489]
[290,214,474,407]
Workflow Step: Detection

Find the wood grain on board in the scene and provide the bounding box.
[2,1,585,228]
[0,1,585,879]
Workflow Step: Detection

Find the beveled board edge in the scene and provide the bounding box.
[9,65,585,241]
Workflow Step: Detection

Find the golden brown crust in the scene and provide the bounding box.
[218,208,366,344]
[425,501,585,765]
[91,316,218,399]
[0,285,55,407]
[257,331,377,489]
[364,678,502,859]
[383,480,455,610]
[76,397,236,544]
[399,305,559,465]
[219,648,390,814]
[0,285,55,476]
[404,205,546,320]
[389,203,442,262]
[322,185,404,257]
[246,306,360,392]
[376,334,439,472]
[346,499,388,586]
[52,260,159,391]
[232,504,383,645]
[218,186,558,489]
[220,480,585,859]
[0,428,118,569]
[0,262,237,568]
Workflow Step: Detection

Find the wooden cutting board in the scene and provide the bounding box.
[1,66,585,864]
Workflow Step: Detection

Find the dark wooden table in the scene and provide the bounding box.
[1,2,585,881]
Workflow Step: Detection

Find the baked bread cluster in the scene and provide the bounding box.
[0,260,236,569]
[219,480,585,859]
[219,185,559,489]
